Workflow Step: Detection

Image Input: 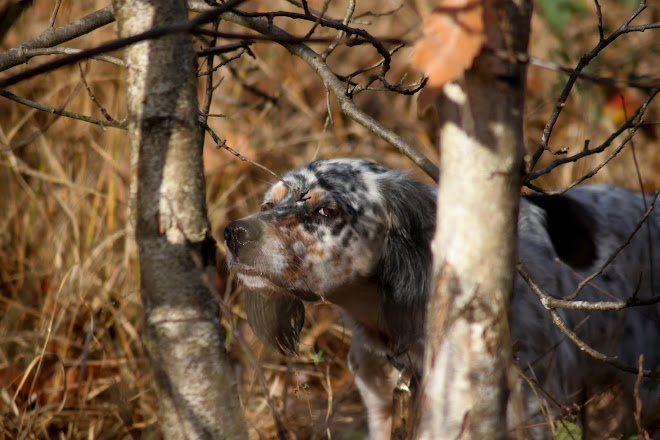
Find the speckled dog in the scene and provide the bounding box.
[224,158,660,438]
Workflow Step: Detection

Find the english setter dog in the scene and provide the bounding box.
[224,158,660,438]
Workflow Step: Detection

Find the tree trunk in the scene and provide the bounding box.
[419,1,532,438]
[113,0,248,438]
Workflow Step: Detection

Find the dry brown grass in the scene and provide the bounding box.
[1,0,659,439]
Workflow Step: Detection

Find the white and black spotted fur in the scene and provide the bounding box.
[224,158,660,438]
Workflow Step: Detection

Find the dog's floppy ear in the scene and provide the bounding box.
[245,289,304,355]
[375,172,437,355]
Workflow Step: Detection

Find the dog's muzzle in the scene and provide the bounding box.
[224,219,262,257]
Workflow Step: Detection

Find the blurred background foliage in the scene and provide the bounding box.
[0,0,658,438]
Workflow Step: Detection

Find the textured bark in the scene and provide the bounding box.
[419,1,532,439]
[113,0,248,438]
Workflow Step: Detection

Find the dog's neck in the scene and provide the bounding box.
[326,279,387,335]
[326,279,426,375]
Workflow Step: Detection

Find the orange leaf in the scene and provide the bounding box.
[411,0,485,88]
[603,91,643,125]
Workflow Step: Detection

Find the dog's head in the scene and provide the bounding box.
[224,158,436,355]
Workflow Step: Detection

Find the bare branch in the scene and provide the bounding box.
[0,0,249,87]
[320,0,355,60]
[525,88,659,184]
[593,0,604,41]
[1,0,437,179]
[11,47,126,67]
[527,117,644,195]
[0,5,115,72]
[624,21,660,33]
[205,6,427,102]
[0,90,127,131]
[626,94,657,300]
[78,63,121,125]
[566,189,660,301]
[353,4,404,21]
[199,18,220,130]
[519,53,659,90]
[204,9,399,72]
[48,0,63,28]
[516,261,656,377]
[515,186,660,377]
[301,0,331,40]
[206,5,439,181]
[196,40,252,57]
[527,1,651,172]
[633,355,652,440]
[202,122,305,197]
[517,265,660,312]
[197,49,247,77]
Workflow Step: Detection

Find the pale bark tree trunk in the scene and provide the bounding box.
[113,0,248,438]
[419,1,532,439]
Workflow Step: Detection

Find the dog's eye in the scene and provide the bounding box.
[261,202,274,212]
[318,207,340,217]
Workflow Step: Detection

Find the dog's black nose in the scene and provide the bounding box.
[224,219,262,254]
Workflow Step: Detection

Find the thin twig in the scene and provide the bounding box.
[1,80,84,151]
[16,47,126,67]
[518,275,660,312]
[320,0,355,60]
[283,0,367,25]
[302,0,331,40]
[516,261,657,377]
[201,122,305,197]
[196,40,252,57]
[633,355,652,440]
[526,88,659,183]
[218,56,278,104]
[593,0,604,41]
[77,63,121,124]
[346,45,427,97]
[512,51,660,90]
[342,43,404,91]
[1,1,437,179]
[212,7,439,181]
[530,119,645,196]
[565,189,660,301]
[0,0,249,87]
[228,9,396,72]
[197,50,247,77]
[528,1,650,172]
[354,4,404,20]
[623,22,660,33]
[48,0,63,28]
[624,93,657,301]
[0,90,127,132]
[0,5,116,72]
[200,19,220,130]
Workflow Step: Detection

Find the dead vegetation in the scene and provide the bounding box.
[1,0,659,438]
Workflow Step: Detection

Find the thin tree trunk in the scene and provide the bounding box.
[113,0,248,438]
[419,1,532,438]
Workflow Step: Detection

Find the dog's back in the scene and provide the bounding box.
[515,185,660,429]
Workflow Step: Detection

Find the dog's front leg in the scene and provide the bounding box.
[348,339,400,440]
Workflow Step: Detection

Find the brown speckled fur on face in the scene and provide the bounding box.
[225,158,660,439]
[225,159,395,304]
